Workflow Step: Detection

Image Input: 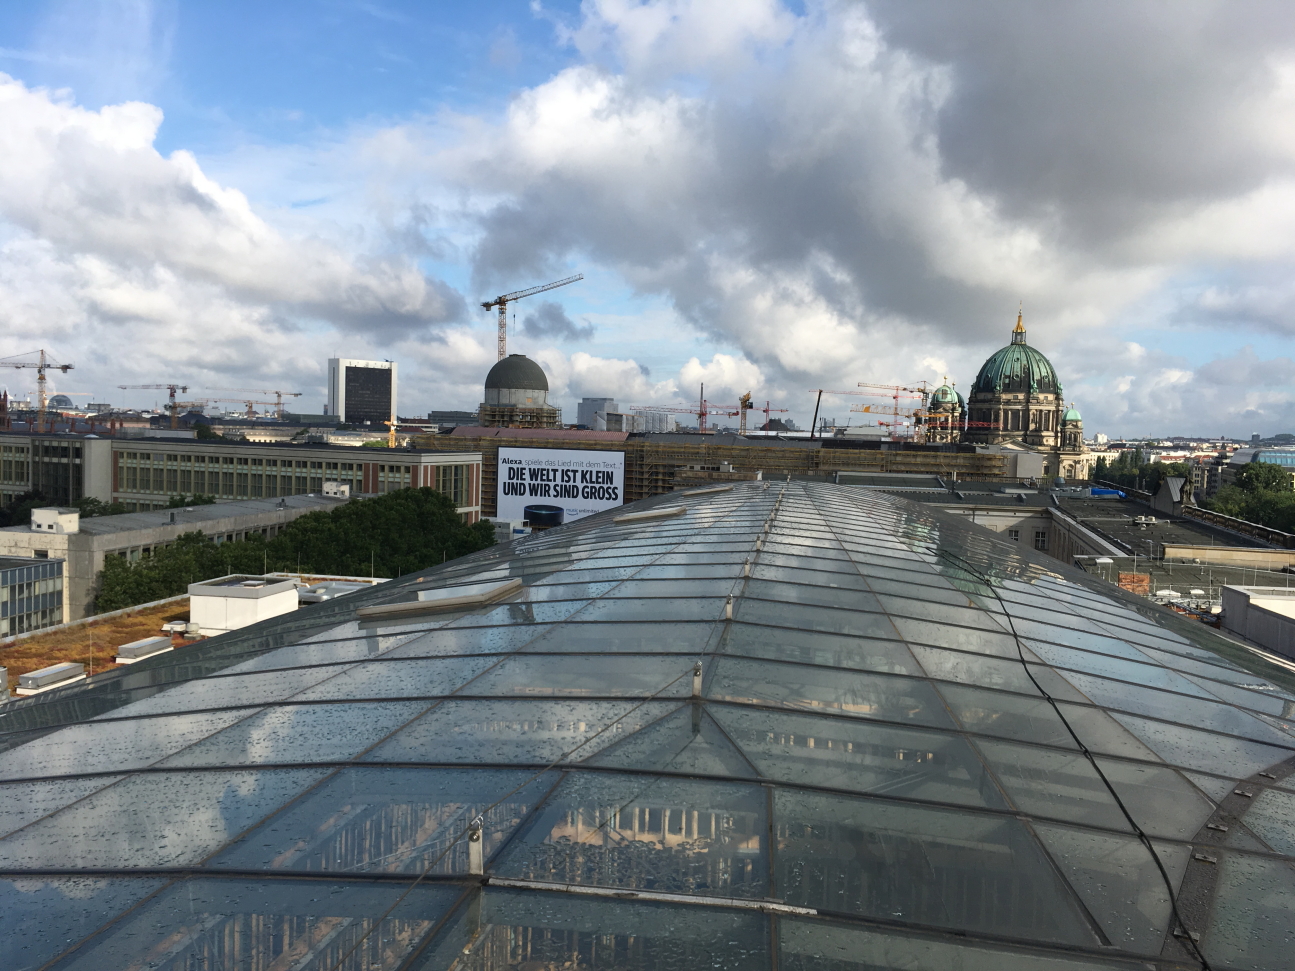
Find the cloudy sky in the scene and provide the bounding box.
[1,0,1294,437]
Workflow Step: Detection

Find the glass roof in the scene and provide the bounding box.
[1,481,1293,970]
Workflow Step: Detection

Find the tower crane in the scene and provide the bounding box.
[208,388,303,419]
[758,400,790,432]
[631,385,748,433]
[118,383,189,429]
[481,273,584,361]
[0,350,74,434]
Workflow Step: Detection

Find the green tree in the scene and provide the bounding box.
[1235,461,1292,494]
[194,422,224,440]
[1093,456,1108,480]
[93,487,497,612]
[1,491,51,527]
[166,494,217,507]
[74,496,128,518]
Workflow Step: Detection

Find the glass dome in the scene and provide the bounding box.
[0,481,1291,970]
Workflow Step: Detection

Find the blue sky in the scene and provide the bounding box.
[1,0,1294,436]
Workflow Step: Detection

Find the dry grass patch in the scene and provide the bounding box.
[1,599,198,682]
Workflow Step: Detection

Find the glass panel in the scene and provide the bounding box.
[714,707,1005,808]
[775,789,1096,946]
[891,617,1019,658]
[722,622,920,674]
[48,877,459,971]
[709,658,955,727]
[386,624,553,657]
[1029,643,1214,697]
[492,772,769,898]
[569,597,727,622]
[159,702,428,767]
[0,876,164,971]
[975,739,1215,839]
[103,665,354,717]
[750,564,874,592]
[411,887,770,971]
[1034,824,1190,955]
[229,631,421,672]
[609,579,739,598]
[778,915,1141,970]
[522,622,716,654]
[470,655,697,698]
[364,700,679,765]
[939,683,1078,749]
[443,599,591,627]
[1239,787,1295,855]
[1207,851,1295,969]
[291,656,499,701]
[743,579,882,612]
[1112,714,1291,778]
[0,710,255,780]
[909,645,1089,702]
[0,776,124,837]
[214,766,553,874]
[735,599,897,638]
[588,706,758,777]
[0,769,327,868]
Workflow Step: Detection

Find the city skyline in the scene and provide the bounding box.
[0,1,1294,436]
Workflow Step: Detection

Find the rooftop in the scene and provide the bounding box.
[0,494,349,538]
[1056,497,1269,553]
[0,483,1293,969]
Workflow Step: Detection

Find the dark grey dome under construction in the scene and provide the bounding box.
[484,354,548,392]
[1,482,1293,970]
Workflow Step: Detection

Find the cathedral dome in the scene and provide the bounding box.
[971,313,1061,396]
[930,384,958,406]
[1063,406,1082,422]
[485,354,549,392]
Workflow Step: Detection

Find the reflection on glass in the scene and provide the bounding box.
[492,772,769,898]
[470,655,697,698]
[412,887,771,971]
[364,700,678,765]
[0,777,123,836]
[775,789,1096,945]
[714,707,1005,808]
[215,766,552,874]
[160,702,428,766]
[722,622,919,674]
[1240,787,1295,855]
[291,656,499,701]
[709,658,954,727]
[47,878,458,971]
[0,769,326,868]
[0,876,163,971]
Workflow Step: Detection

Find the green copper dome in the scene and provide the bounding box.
[930,384,959,406]
[971,331,1062,396]
[1063,406,1082,422]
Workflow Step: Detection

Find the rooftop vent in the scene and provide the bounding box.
[614,506,686,524]
[16,662,86,695]
[356,578,522,620]
[115,636,173,664]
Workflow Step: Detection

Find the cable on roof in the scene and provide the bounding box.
[936,548,1213,971]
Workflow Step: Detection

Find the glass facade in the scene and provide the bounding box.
[0,481,1290,969]
[0,557,63,634]
[343,365,394,425]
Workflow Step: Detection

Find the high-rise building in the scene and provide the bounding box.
[576,397,618,429]
[327,359,397,425]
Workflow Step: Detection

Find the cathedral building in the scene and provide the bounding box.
[959,312,1090,480]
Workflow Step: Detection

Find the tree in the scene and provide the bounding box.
[93,487,497,612]
[74,496,128,518]
[1235,461,1292,494]
[0,491,51,527]
[194,422,224,440]
[166,494,217,507]
[1093,456,1108,479]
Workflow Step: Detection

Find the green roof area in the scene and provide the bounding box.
[0,481,1291,970]
[972,341,1062,396]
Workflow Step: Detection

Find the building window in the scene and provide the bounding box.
[1034,530,1048,551]
[1007,528,1019,542]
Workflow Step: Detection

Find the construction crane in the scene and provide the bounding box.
[205,397,279,419]
[807,389,876,439]
[208,388,303,419]
[118,383,190,428]
[758,400,790,432]
[632,385,746,434]
[0,350,74,434]
[481,273,584,361]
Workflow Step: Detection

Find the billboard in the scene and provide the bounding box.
[497,447,625,527]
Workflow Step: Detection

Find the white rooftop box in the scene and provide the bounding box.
[16,662,86,695]
[323,481,350,497]
[188,575,299,636]
[30,507,79,534]
[115,636,174,664]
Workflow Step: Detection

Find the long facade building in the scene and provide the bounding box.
[0,432,482,521]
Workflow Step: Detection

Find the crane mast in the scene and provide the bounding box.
[0,350,75,434]
[481,273,584,360]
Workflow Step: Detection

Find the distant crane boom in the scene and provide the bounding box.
[119,383,190,429]
[0,350,74,433]
[208,387,303,418]
[481,273,584,361]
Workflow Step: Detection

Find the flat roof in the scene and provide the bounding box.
[1057,496,1268,553]
[0,494,348,538]
[0,430,473,456]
